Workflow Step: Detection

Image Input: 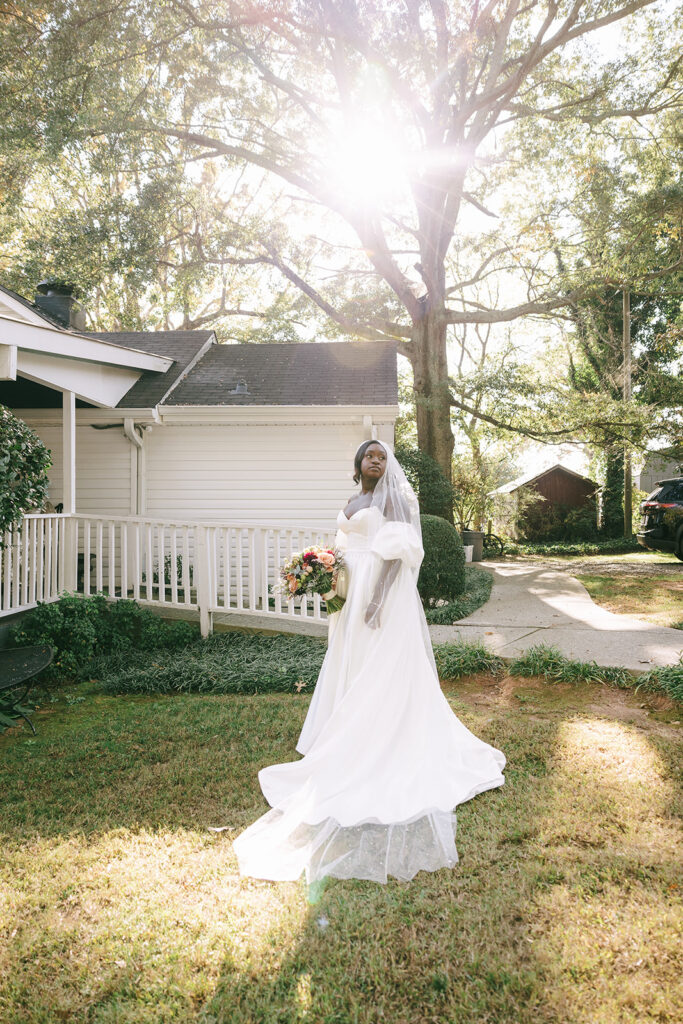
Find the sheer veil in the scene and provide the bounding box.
[359,440,437,672]
[362,441,422,551]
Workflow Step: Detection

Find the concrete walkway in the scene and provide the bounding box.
[428,562,683,673]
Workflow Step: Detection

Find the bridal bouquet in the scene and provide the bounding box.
[277,546,347,613]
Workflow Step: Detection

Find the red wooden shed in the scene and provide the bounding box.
[491,464,599,539]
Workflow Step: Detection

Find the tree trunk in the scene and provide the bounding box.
[601,447,624,537]
[411,306,454,520]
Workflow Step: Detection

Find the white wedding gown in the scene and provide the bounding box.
[233,506,506,884]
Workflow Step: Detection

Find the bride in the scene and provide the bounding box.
[233,440,506,886]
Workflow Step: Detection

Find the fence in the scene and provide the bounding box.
[0,513,337,635]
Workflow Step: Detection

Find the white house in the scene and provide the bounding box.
[635,448,683,495]
[0,283,398,634]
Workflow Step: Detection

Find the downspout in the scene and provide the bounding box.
[123,418,145,515]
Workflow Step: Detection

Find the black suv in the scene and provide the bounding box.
[637,477,683,560]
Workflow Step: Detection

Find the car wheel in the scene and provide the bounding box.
[676,527,683,562]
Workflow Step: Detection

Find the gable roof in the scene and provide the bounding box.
[491,463,598,495]
[87,330,214,409]
[163,340,397,406]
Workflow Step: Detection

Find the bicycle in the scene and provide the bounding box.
[482,532,505,558]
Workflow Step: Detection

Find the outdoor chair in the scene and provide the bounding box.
[0,645,54,734]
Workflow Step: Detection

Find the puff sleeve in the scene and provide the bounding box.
[370,521,424,569]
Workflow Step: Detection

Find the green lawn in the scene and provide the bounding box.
[515,549,679,567]
[1,677,681,1024]
[577,573,683,629]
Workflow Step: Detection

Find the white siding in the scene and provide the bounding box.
[144,422,370,527]
[24,422,133,516]
[636,456,681,494]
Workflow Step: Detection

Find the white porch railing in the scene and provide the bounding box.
[0,513,337,635]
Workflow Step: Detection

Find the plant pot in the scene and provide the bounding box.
[461,530,484,562]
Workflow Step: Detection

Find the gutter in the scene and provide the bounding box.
[123,417,146,515]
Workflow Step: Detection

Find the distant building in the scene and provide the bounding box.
[490,464,598,539]
[635,447,683,495]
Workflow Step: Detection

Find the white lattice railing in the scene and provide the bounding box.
[1,513,336,635]
[1,514,73,616]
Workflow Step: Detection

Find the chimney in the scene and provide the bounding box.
[34,280,86,331]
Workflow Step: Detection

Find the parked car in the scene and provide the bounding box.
[637,477,683,560]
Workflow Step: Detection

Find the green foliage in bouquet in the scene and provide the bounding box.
[418,515,466,607]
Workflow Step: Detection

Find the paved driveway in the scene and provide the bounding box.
[428,562,683,672]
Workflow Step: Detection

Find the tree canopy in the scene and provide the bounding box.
[0,0,681,482]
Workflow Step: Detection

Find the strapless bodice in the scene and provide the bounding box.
[335,506,382,551]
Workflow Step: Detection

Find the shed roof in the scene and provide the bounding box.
[491,463,598,495]
[163,340,397,406]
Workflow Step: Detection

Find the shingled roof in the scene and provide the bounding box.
[163,340,397,406]
[87,330,213,409]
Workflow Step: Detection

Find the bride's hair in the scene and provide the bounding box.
[353,439,385,484]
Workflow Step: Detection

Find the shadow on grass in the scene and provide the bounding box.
[1,684,680,1023]
[198,703,560,1024]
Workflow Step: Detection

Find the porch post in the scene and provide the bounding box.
[62,389,78,591]
[62,389,76,514]
[196,525,213,638]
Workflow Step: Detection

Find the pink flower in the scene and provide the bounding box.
[317,551,335,567]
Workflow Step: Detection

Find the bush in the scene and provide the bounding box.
[418,515,466,607]
[519,497,598,543]
[423,566,493,624]
[395,442,455,518]
[0,404,51,535]
[487,536,640,558]
[9,594,198,683]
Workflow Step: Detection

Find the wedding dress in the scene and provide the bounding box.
[232,445,506,885]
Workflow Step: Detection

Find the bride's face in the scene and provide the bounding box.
[360,443,387,483]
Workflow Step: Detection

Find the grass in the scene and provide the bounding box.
[92,631,328,696]
[57,631,683,704]
[512,548,679,567]
[424,566,493,624]
[509,644,683,703]
[576,573,683,629]
[1,675,681,1023]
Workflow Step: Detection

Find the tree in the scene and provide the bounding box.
[1,0,680,484]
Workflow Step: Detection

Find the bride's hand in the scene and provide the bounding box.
[364,601,381,629]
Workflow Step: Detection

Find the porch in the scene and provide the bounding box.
[1,513,336,637]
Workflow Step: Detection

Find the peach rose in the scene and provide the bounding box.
[317,551,335,567]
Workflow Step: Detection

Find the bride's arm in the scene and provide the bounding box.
[364,558,400,629]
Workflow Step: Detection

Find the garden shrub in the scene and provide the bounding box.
[0,404,51,535]
[10,594,198,683]
[395,442,455,518]
[519,497,598,543]
[418,515,466,607]
[423,566,493,624]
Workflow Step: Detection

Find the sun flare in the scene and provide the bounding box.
[327,116,409,209]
